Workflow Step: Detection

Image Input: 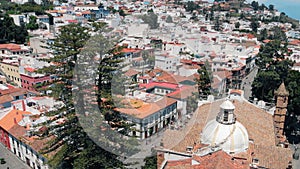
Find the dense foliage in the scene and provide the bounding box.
[0,14,28,43]
[196,64,212,99]
[26,15,39,30]
[252,40,292,102]
[251,38,300,142]
[142,155,157,169]
[140,12,159,29]
[0,1,53,15]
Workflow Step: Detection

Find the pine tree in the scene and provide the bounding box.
[40,23,128,168]
[196,64,212,99]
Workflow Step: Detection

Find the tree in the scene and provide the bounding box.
[119,9,126,17]
[26,15,39,30]
[166,15,173,23]
[259,3,267,11]
[140,12,159,29]
[142,154,157,169]
[185,1,199,13]
[250,19,259,33]
[14,24,28,44]
[252,40,293,102]
[196,64,212,99]
[186,92,199,114]
[251,1,259,11]
[258,28,268,41]
[252,70,281,101]
[269,4,274,11]
[268,26,287,42]
[235,22,240,29]
[239,13,245,20]
[50,23,90,63]
[40,23,126,168]
[214,16,221,31]
[75,27,140,159]
[0,14,28,43]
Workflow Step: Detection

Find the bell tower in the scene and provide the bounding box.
[273,82,289,146]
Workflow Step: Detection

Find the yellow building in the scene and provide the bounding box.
[0,62,21,87]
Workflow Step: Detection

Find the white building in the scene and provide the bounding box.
[155,52,180,72]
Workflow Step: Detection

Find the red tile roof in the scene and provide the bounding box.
[0,44,21,50]
[0,88,27,97]
[0,95,14,104]
[121,48,142,53]
[124,69,139,77]
[25,67,35,72]
[0,109,31,131]
[167,86,197,99]
[139,81,179,90]
[165,150,248,169]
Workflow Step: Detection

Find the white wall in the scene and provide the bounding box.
[9,135,49,169]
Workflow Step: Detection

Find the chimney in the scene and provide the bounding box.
[22,100,26,111]
[13,105,16,110]
[13,118,17,124]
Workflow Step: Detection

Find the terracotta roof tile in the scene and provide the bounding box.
[167,86,197,99]
[0,88,27,96]
[116,97,176,119]
[165,151,248,169]
[0,109,31,131]
[0,95,14,104]
[0,44,21,50]
[162,99,292,169]
[124,69,139,77]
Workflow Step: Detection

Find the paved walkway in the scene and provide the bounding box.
[241,67,258,100]
[0,143,30,169]
[291,144,300,169]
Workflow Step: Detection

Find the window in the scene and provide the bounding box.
[224,111,228,122]
[132,131,136,136]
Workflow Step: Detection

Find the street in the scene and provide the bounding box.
[291,144,300,169]
[123,131,164,168]
[241,67,258,100]
[0,143,30,169]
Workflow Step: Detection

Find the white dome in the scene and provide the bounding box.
[220,100,235,110]
[201,119,249,154]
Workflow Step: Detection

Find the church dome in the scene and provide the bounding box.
[201,100,249,154]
